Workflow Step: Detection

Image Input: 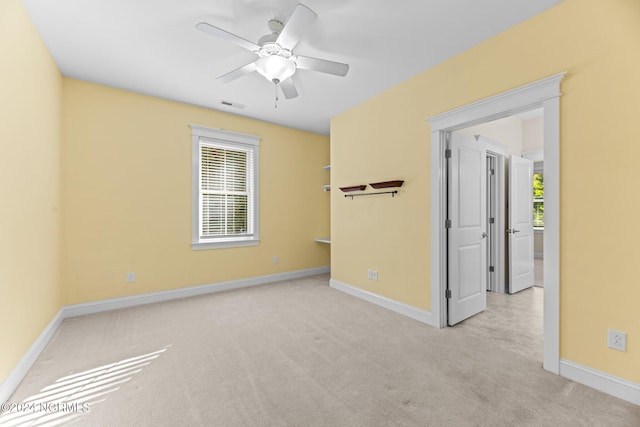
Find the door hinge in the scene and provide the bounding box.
[489,217,495,224]
[489,266,495,273]
[445,149,451,159]
[445,289,452,299]
[490,168,495,175]
[445,219,452,229]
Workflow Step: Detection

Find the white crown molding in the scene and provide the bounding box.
[0,266,329,402]
[559,359,640,406]
[329,279,434,326]
[428,72,565,132]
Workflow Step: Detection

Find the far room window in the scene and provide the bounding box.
[191,125,259,249]
[533,171,544,229]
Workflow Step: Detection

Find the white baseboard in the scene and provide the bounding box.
[0,266,329,402]
[330,279,434,326]
[0,309,64,403]
[64,266,330,318]
[6,269,638,409]
[559,359,640,405]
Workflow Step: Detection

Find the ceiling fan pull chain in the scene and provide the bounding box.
[274,82,279,109]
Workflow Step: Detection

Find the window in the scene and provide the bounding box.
[191,125,259,249]
[533,171,544,228]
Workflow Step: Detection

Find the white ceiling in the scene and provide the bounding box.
[21,0,563,135]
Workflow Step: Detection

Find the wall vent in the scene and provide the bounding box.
[220,100,245,109]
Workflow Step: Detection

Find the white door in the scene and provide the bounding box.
[447,132,487,325]
[508,156,535,293]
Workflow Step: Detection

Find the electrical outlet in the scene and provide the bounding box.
[608,329,627,352]
[367,269,373,280]
[372,270,378,281]
[126,272,135,283]
[273,256,279,265]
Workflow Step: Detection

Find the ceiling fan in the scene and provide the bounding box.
[195,3,349,100]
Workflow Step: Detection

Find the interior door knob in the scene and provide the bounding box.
[481,232,487,239]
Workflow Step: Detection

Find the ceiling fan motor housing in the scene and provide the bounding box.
[267,19,284,34]
[258,19,284,46]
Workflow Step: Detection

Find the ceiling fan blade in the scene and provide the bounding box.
[279,78,298,99]
[276,4,317,50]
[296,55,349,77]
[217,61,257,83]
[195,22,260,52]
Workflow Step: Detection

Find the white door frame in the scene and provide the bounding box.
[484,138,507,294]
[427,72,565,374]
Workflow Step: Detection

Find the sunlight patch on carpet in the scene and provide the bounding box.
[0,347,168,426]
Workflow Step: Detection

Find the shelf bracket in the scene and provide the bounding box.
[345,190,398,199]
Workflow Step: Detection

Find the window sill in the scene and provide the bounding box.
[192,238,260,250]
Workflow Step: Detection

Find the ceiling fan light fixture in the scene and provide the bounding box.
[255,55,296,83]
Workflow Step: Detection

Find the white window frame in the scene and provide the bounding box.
[191,125,260,250]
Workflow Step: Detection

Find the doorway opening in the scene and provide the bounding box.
[427,73,564,374]
[454,109,544,297]
[443,112,544,364]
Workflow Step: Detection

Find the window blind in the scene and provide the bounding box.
[200,141,254,238]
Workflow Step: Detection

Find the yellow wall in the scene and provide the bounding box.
[522,116,544,153]
[61,79,329,305]
[1,0,328,383]
[331,0,640,383]
[0,0,62,381]
[461,116,523,156]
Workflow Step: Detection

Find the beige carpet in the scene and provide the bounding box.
[2,275,639,426]
[534,258,544,288]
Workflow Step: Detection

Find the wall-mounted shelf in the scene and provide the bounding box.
[342,180,404,199]
[314,238,331,244]
[369,180,404,189]
[339,185,367,192]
